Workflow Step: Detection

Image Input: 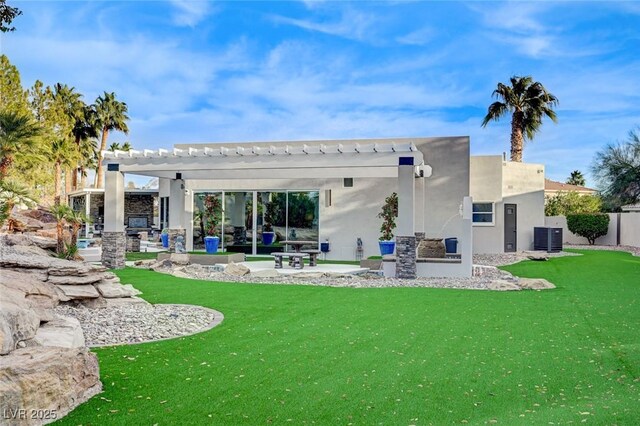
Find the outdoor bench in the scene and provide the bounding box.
[272,252,309,269]
[301,249,321,267]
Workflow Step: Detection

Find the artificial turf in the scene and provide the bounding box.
[57,250,639,425]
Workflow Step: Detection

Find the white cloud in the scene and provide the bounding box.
[169,0,214,27]
[396,27,435,46]
[270,9,377,42]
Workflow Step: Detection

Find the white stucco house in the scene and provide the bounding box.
[98,136,547,277]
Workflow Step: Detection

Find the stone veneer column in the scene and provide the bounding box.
[101,232,126,269]
[395,236,416,279]
[167,228,187,253]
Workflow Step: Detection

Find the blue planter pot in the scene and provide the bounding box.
[161,233,169,248]
[204,237,220,253]
[262,232,275,246]
[379,240,395,256]
[204,236,220,254]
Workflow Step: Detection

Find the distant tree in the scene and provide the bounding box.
[94,92,129,188]
[52,83,84,195]
[120,141,132,151]
[0,55,30,114]
[592,128,640,210]
[567,170,586,187]
[108,142,121,152]
[71,105,99,189]
[0,111,41,179]
[0,0,22,33]
[482,75,558,162]
[545,191,602,216]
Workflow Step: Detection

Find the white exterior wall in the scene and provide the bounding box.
[470,157,545,253]
[620,213,640,247]
[545,213,640,247]
[180,137,469,259]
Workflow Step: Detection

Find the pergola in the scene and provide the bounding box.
[100,139,471,278]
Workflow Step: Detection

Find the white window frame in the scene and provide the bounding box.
[472,202,495,226]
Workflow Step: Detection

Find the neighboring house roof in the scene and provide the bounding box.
[544,179,598,195]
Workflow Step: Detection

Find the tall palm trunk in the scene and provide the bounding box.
[56,219,65,254]
[80,166,87,189]
[0,157,12,180]
[510,110,525,162]
[65,167,73,199]
[54,162,62,206]
[95,128,109,189]
[72,135,81,190]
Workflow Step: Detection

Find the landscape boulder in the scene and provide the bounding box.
[224,262,250,277]
[0,288,41,355]
[0,347,102,424]
[33,316,85,348]
[517,277,556,290]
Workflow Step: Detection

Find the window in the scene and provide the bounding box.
[472,202,494,225]
[343,178,353,188]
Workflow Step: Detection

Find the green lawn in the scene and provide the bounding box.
[58,250,639,425]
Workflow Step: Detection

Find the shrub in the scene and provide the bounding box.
[566,213,610,245]
[545,191,602,216]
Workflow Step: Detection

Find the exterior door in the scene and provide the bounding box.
[504,204,517,252]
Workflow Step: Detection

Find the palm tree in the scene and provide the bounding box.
[50,137,77,205]
[78,136,98,189]
[482,76,558,162]
[94,92,129,188]
[71,105,99,190]
[0,179,37,228]
[120,141,132,151]
[108,142,121,152]
[65,208,90,249]
[50,204,70,254]
[567,170,586,187]
[0,111,41,178]
[53,83,85,195]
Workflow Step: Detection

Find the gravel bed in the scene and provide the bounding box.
[564,244,640,256]
[54,303,220,347]
[472,251,580,267]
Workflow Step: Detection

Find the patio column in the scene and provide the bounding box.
[84,192,90,238]
[396,157,416,279]
[101,166,126,269]
[232,192,247,244]
[167,177,186,252]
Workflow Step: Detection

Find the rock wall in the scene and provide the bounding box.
[0,233,144,424]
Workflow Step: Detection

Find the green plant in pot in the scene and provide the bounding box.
[262,201,276,245]
[377,192,398,255]
[203,194,222,253]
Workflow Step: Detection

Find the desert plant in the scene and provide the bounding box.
[203,194,222,237]
[567,213,610,245]
[57,242,78,260]
[0,179,37,227]
[49,203,71,254]
[377,192,398,241]
[65,208,90,249]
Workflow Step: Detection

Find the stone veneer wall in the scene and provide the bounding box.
[167,228,187,253]
[395,235,416,279]
[101,231,126,269]
[125,194,155,228]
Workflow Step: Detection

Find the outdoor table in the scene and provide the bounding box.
[282,240,318,252]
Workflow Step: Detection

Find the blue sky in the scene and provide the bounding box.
[4,1,640,187]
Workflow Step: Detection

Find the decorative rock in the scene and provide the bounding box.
[0,287,40,355]
[224,262,250,277]
[0,347,102,423]
[1,233,57,249]
[293,272,325,279]
[417,238,445,258]
[33,316,85,348]
[170,253,190,265]
[122,284,142,296]
[101,297,150,307]
[94,282,138,298]
[359,259,382,270]
[517,278,555,290]
[171,269,192,279]
[526,252,549,261]
[55,284,100,299]
[486,279,521,291]
[47,273,104,285]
